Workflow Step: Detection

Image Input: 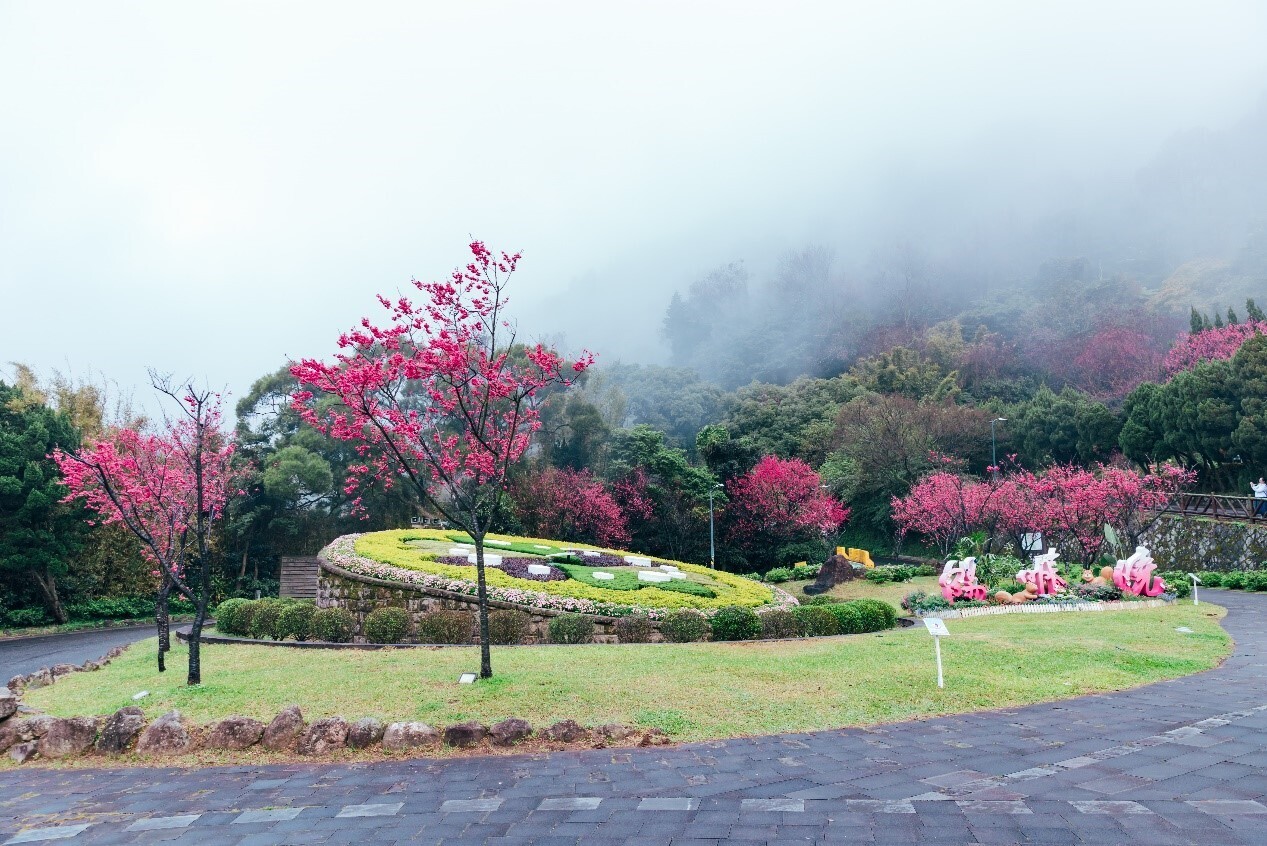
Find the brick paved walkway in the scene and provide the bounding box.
[2,590,1264,845]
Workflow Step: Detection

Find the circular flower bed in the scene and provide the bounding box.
[322,530,798,619]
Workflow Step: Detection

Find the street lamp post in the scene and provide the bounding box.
[708,483,722,569]
[991,417,1007,479]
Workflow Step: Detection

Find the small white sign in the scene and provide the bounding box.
[923,618,950,637]
[1175,626,1193,634]
[132,691,149,700]
[458,673,477,684]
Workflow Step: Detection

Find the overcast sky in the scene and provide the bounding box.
[3,1,1266,408]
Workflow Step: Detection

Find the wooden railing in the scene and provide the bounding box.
[1161,493,1267,521]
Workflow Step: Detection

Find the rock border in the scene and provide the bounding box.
[1,644,670,766]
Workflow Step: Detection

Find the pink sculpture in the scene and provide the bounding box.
[1016,549,1068,596]
[1113,546,1168,596]
[939,557,988,603]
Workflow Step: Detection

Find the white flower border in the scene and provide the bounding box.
[320,534,799,620]
[920,597,1174,620]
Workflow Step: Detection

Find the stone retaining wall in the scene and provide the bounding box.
[1141,514,1267,572]
[317,559,652,644]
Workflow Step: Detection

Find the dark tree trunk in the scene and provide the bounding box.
[474,534,493,679]
[33,565,68,624]
[156,576,172,673]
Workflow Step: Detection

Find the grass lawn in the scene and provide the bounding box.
[782,575,941,611]
[23,603,1230,744]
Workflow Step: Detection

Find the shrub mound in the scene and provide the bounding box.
[416,610,474,644]
[710,606,761,641]
[487,609,532,645]
[614,615,655,643]
[311,607,354,643]
[276,602,317,641]
[365,607,412,644]
[548,613,595,644]
[660,609,710,643]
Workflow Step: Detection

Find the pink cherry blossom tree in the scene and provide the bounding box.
[55,381,234,685]
[512,466,630,547]
[291,242,593,678]
[1163,320,1267,376]
[725,455,849,560]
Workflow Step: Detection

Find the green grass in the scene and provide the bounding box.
[783,575,941,612]
[23,603,1230,742]
[442,533,563,556]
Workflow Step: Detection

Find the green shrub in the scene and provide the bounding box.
[849,599,897,631]
[992,581,1028,597]
[1246,571,1267,591]
[826,602,864,634]
[710,605,761,641]
[487,609,532,645]
[416,610,474,644]
[1223,572,1246,590]
[248,599,286,640]
[792,605,840,637]
[2,607,49,628]
[615,614,655,643]
[802,594,840,606]
[1199,571,1223,587]
[864,569,891,584]
[764,567,794,584]
[660,609,710,643]
[364,606,412,644]
[310,607,354,643]
[213,598,250,635]
[758,609,801,639]
[913,594,950,613]
[914,564,937,577]
[1160,573,1191,598]
[790,564,820,580]
[548,613,594,644]
[235,600,261,637]
[275,601,316,641]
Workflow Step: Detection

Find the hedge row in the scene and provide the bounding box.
[215,598,899,645]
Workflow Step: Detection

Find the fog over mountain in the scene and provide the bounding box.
[2,1,1266,398]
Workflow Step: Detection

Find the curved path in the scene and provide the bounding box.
[0,626,155,683]
[2,592,1266,845]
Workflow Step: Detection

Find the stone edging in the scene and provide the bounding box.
[318,557,625,623]
[921,597,1175,620]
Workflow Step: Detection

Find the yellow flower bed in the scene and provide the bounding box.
[350,529,777,611]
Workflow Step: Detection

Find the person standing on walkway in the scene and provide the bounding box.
[1253,477,1267,517]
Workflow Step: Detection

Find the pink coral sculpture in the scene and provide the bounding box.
[1016,549,1068,596]
[939,557,989,603]
[1112,546,1168,597]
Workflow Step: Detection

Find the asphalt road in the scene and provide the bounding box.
[0,625,155,683]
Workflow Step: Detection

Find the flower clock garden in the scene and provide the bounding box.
[211,529,901,646]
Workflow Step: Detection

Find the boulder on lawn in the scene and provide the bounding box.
[297,717,349,756]
[38,717,98,759]
[639,727,671,747]
[204,716,265,751]
[346,718,385,750]
[6,675,24,695]
[0,688,17,721]
[382,721,438,751]
[25,669,53,689]
[595,723,637,742]
[803,554,858,595]
[136,710,192,756]
[261,705,306,752]
[443,720,488,748]
[50,663,78,679]
[0,719,21,754]
[489,718,532,747]
[96,707,146,753]
[17,715,55,741]
[8,741,38,764]
[80,660,101,672]
[542,720,588,743]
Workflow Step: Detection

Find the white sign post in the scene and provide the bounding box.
[1190,573,1201,606]
[923,618,950,689]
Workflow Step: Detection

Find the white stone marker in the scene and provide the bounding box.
[592,571,615,580]
[638,570,671,583]
[467,553,502,567]
[527,563,552,576]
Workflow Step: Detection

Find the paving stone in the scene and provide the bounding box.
[124,814,202,831]
[740,798,804,812]
[1188,799,1267,815]
[1071,800,1153,815]
[233,808,306,824]
[440,798,503,812]
[537,797,603,811]
[335,802,402,818]
[3,825,92,844]
[637,798,699,811]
